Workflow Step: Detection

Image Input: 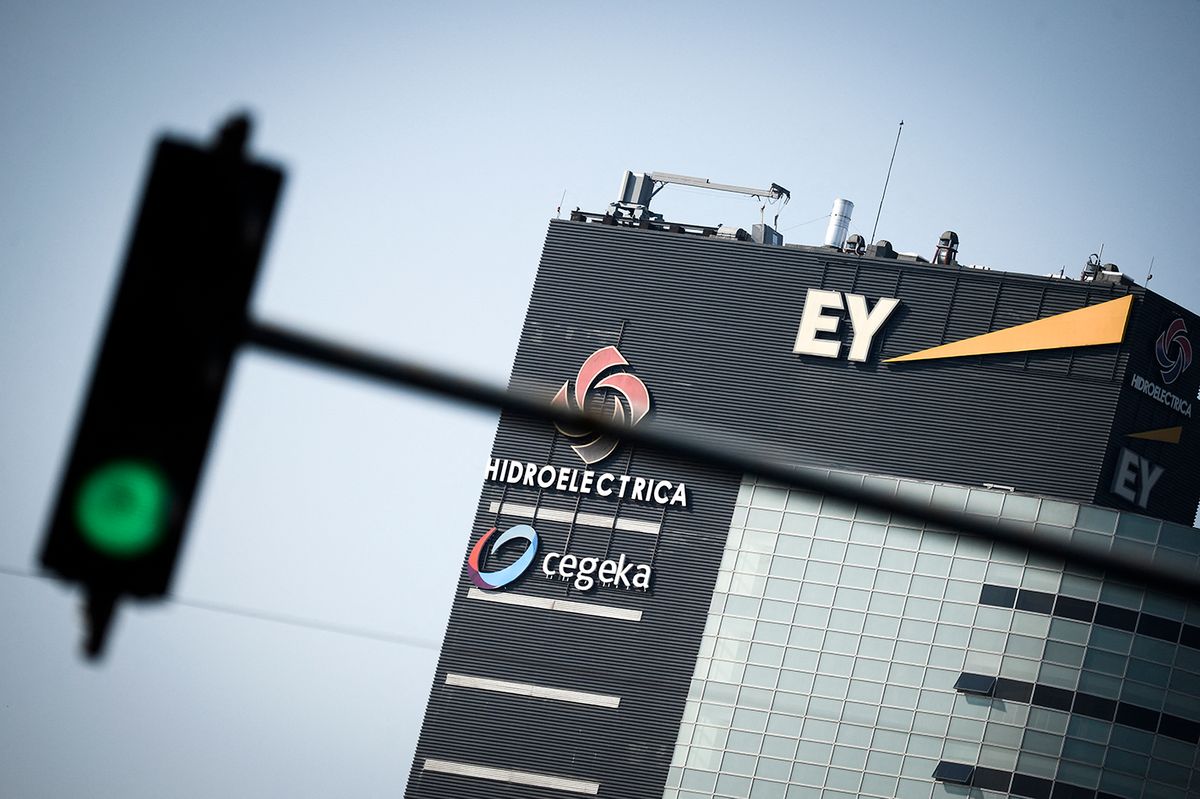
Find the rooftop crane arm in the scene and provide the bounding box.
[649,171,790,204]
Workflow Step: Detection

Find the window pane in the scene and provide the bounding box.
[742,665,779,689]
[727,730,763,753]
[715,773,751,798]
[777,670,813,695]
[762,577,800,603]
[748,642,784,667]
[772,692,806,715]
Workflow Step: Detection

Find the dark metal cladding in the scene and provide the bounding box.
[1102,292,1200,523]
[407,218,1197,799]
[519,220,1160,509]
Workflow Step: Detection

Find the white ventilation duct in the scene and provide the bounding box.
[823,198,854,249]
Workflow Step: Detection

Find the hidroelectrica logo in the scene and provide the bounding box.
[1156,318,1193,385]
[466,525,538,590]
[551,346,650,465]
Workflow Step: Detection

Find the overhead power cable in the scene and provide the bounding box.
[0,563,439,650]
[781,212,835,232]
[244,319,1200,602]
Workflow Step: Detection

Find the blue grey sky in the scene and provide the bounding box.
[2,2,1198,796]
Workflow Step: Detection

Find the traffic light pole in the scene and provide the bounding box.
[244,319,1200,603]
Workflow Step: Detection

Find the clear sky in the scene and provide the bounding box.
[2,1,1198,796]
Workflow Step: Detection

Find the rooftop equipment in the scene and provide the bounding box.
[933,230,959,265]
[641,171,790,204]
[752,223,782,246]
[1094,263,1132,286]
[609,171,791,241]
[870,239,897,259]
[1080,253,1133,286]
[823,198,854,249]
[716,225,751,242]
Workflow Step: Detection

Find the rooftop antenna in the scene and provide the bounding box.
[870,120,904,244]
[556,189,566,220]
[1145,256,1155,283]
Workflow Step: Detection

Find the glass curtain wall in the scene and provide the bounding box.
[663,472,1200,799]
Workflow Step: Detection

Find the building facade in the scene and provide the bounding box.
[407,214,1200,798]
[666,471,1200,799]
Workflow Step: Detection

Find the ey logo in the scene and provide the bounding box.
[1110,447,1164,510]
[792,288,901,362]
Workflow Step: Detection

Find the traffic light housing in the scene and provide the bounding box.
[41,116,284,657]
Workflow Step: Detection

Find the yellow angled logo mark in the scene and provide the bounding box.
[885,294,1134,364]
[1127,426,1182,444]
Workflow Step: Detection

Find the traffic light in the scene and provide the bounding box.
[41,115,284,658]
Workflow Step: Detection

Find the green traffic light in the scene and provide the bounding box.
[74,461,169,557]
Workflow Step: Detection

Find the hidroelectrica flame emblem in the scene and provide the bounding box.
[1156,318,1193,385]
[551,346,650,465]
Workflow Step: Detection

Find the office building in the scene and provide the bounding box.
[407,176,1200,798]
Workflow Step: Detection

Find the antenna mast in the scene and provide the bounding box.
[870,120,904,244]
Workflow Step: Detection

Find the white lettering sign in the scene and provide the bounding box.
[484,457,688,507]
[1110,447,1165,509]
[1129,373,1193,418]
[793,288,900,362]
[541,550,652,591]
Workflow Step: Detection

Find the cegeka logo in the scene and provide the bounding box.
[551,346,650,465]
[465,525,654,592]
[466,525,539,590]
